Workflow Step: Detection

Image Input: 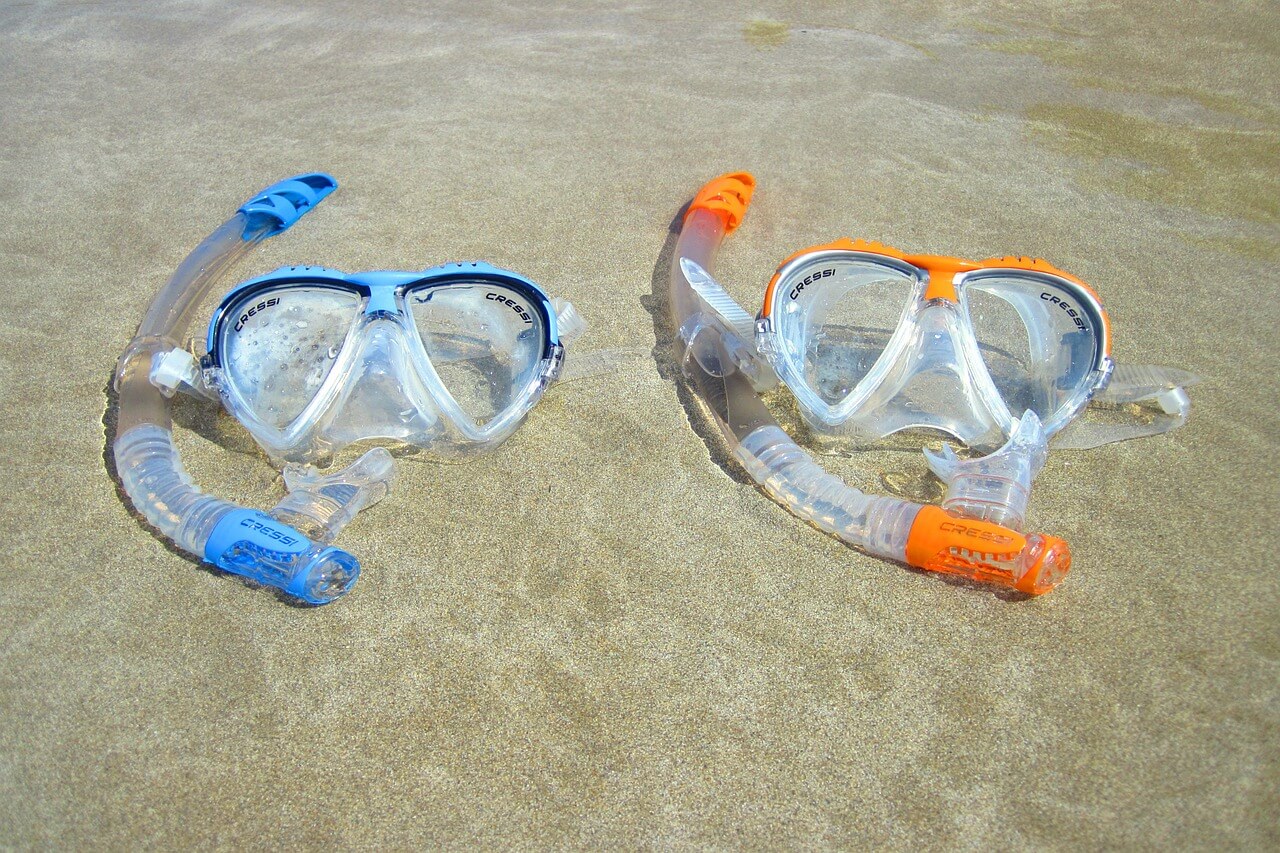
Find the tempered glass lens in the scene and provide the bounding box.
[963,274,1102,423]
[219,285,361,429]
[774,257,918,405]
[406,281,546,425]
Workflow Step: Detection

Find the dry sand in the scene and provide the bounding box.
[1,1,1276,847]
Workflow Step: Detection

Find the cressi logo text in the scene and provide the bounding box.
[789,267,835,300]
[486,291,533,324]
[233,297,280,331]
[239,517,299,547]
[1040,292,1088,331]
[939,521,1015,546]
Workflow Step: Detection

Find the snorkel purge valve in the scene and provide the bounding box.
[114,174,389,604]
[671,174,1073,595]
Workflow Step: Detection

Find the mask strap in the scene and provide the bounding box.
[1053,363,1199,450]
[683,258,756,340]
[554,347,649,384]
[554,258,782,391]
[546,298,642,386]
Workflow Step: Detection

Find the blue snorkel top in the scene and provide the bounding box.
[238,173,338,239]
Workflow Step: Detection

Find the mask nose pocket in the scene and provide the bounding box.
[218,286,361,429]
[896,308,975,404]
[325,322,442,445]
[406,281,547,428]
[851,303,1007,444]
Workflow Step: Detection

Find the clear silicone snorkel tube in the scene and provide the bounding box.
[670,174,1070,595]
[113,174,393,604]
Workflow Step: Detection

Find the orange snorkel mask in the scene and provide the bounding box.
[672,172,1196,594]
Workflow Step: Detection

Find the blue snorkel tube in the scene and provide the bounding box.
[113,174,390,604]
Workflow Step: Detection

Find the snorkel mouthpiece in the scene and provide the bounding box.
[273,448,396,544]
[903,506,1070,595]
[924,410,1049,531]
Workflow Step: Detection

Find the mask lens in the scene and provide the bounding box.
[963,274,1103,428]
[406,281,547,426]
[218,285,361,429]
[773,257,918,405]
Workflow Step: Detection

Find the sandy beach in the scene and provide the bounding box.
[1,1,1276,846]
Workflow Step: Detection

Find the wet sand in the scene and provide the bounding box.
[1,1,1276,846]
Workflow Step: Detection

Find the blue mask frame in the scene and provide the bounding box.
[204,261,566,463]
[207,261,561,359]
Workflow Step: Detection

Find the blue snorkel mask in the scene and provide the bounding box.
[115,174,584,605]
[201,261,571,464]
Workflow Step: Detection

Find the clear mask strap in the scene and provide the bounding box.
[682,257,756,340]
[546,298,641,386]
[1053,363,1199,450]
[551,258,782,392]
